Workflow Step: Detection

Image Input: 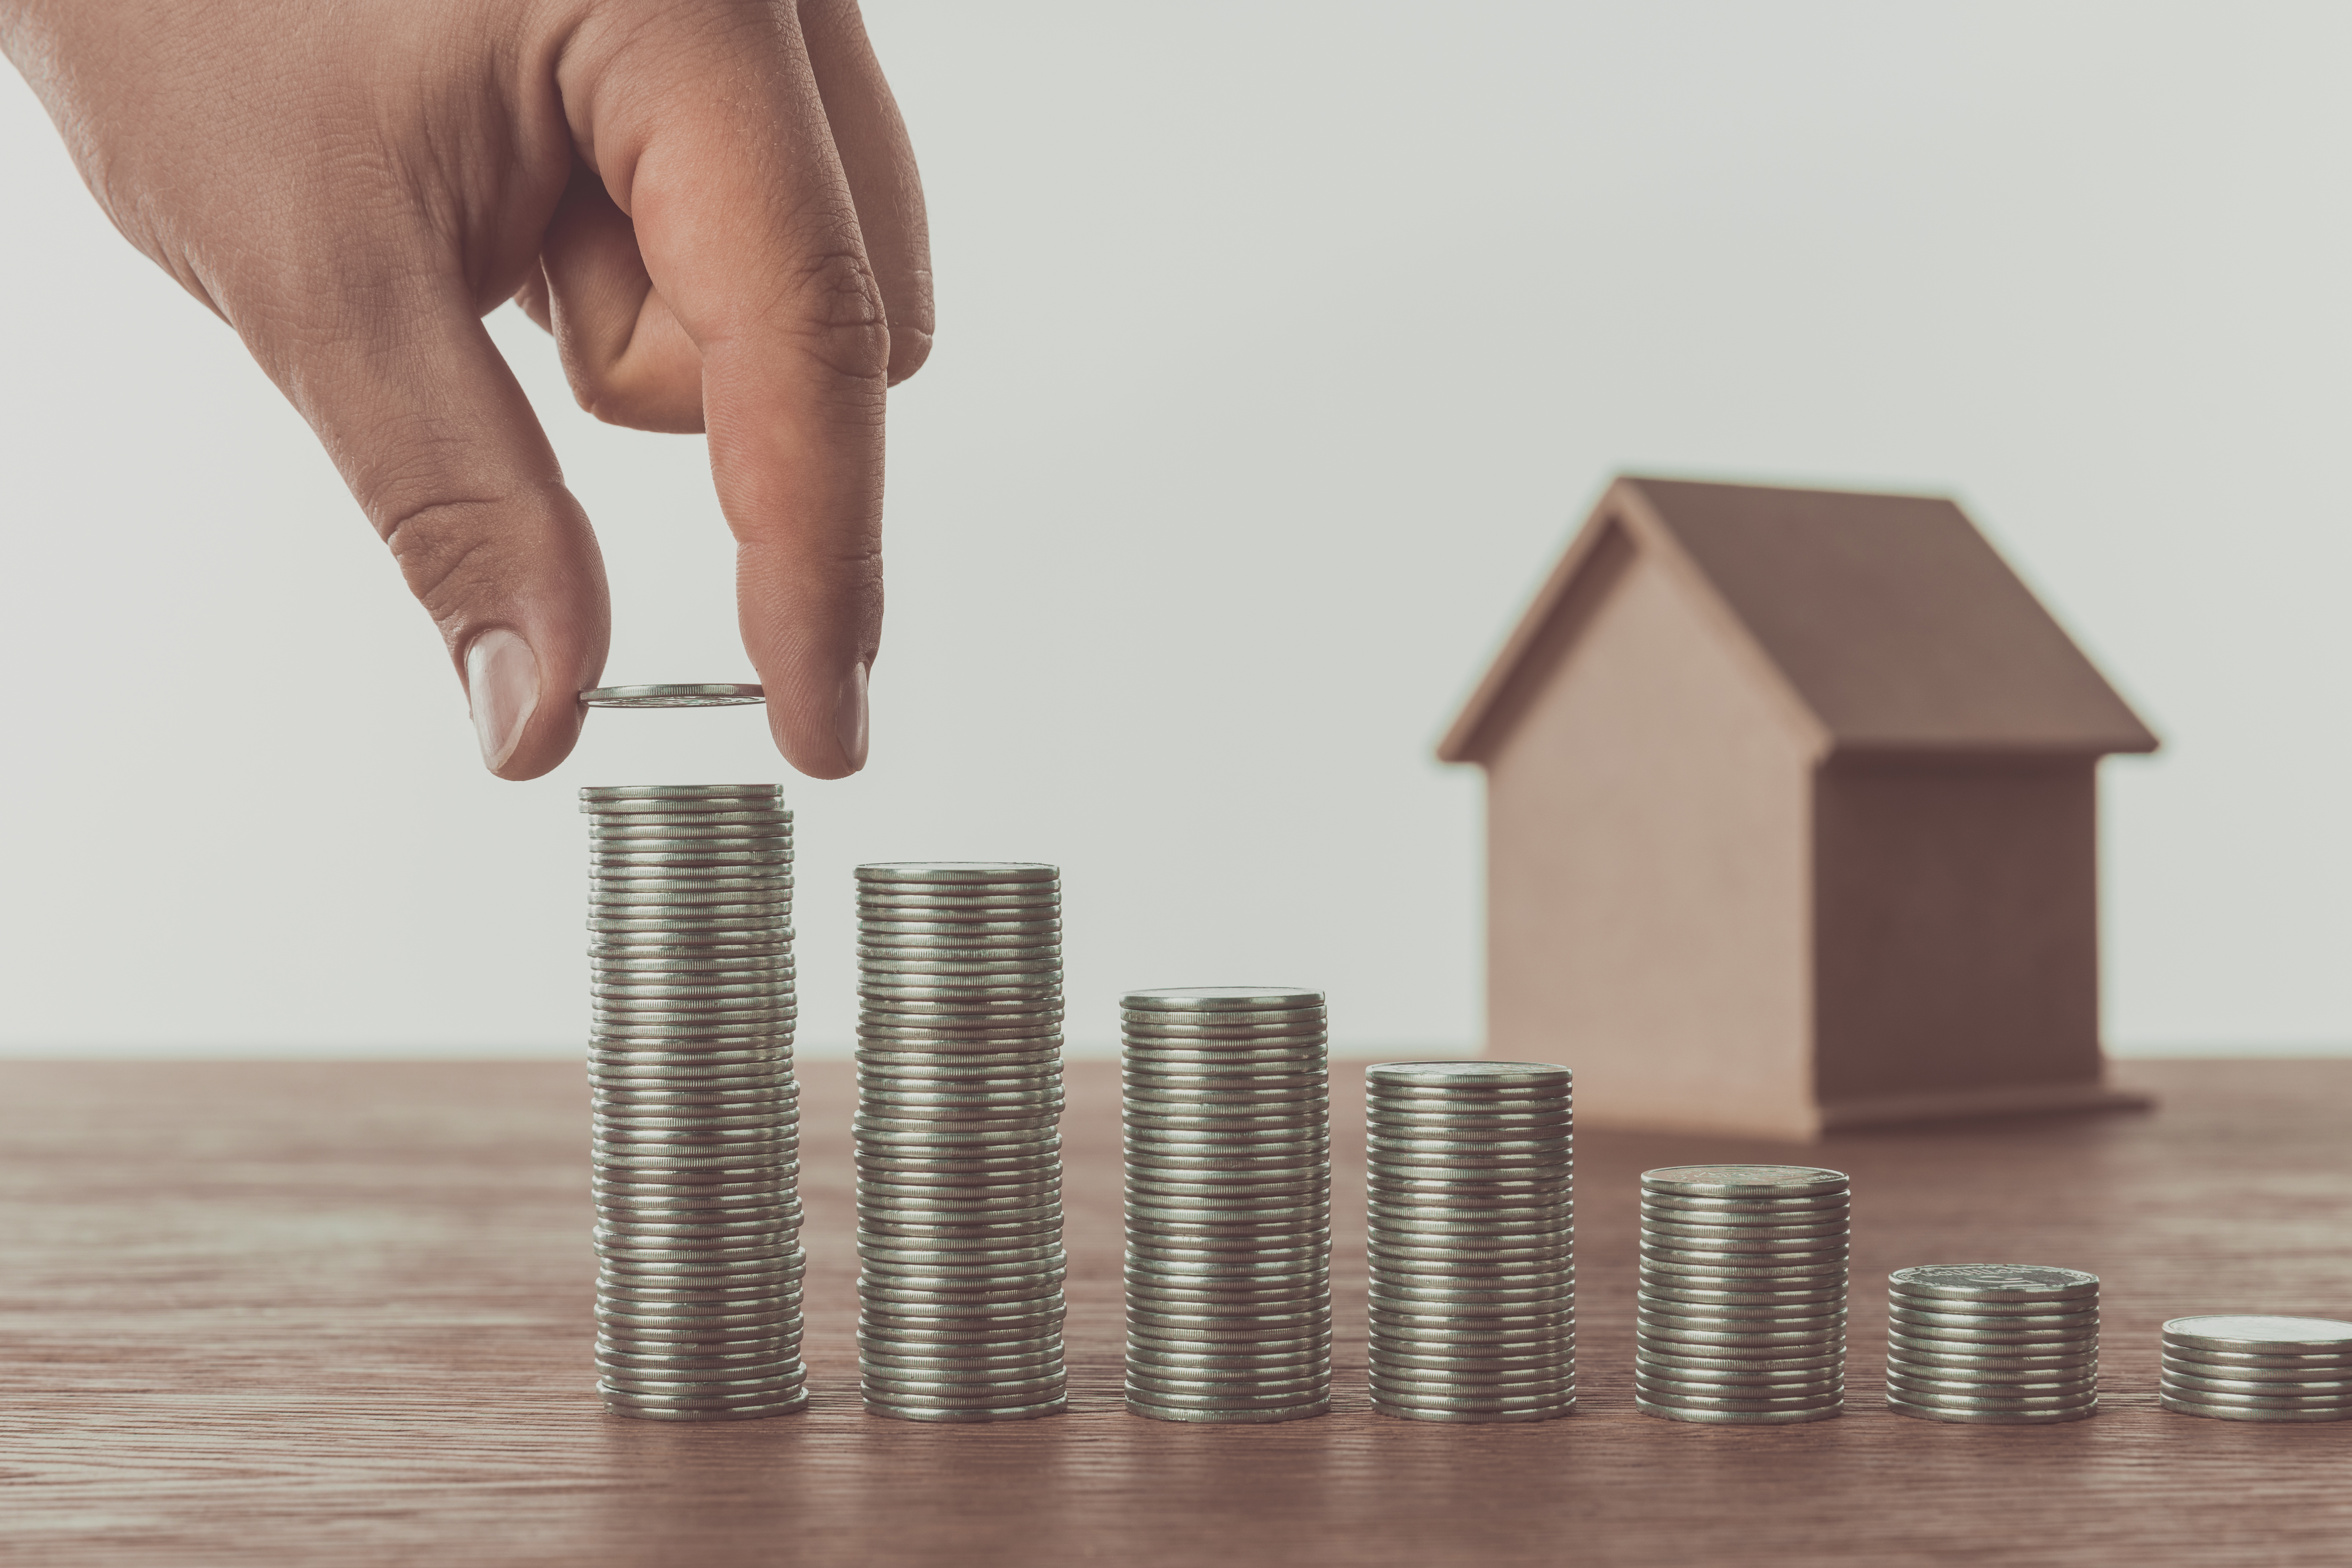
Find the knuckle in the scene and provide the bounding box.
[783,249,892,387]
[377,494,511,624]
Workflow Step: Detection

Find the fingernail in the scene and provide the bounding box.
[834,661,870,773]
[466,628,540,773]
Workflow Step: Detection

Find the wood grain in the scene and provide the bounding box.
[2,1059,2348,1566]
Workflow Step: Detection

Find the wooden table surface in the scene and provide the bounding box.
[3,1058,2349,1566]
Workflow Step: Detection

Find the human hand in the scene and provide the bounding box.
[1,0,930,778]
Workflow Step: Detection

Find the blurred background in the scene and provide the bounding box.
[1,1,2346,1060]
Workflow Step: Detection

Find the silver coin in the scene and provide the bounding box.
[1123,986,1325,1011]
[1372,1253,1574,1278]
[1635,1399,1841,1425]
[1639,1303,1846,1332]
[590,833,794,853]
[1636,1281,1844,1310]
[2161,1356,2352,1388]
[864,1048,1062,1070]
[1369,1383,1577,1412]
[2162,1368,2352,1403]
[1636,1349,1844,1380]
[601,1321,802,1346]
[593,860,795,879]
[1122,1032,1329,1053]
[855,860,1057,879]
[856,883,1058,910]
[1369,1400,1570,1425]
[1887,1349,2095,1382]
[855,940,1061,958]
[1124,1390,1332,1418]
[582,784,781,805]
[1640,1192,1850,1214]
[1631,1382,1843,1412]
[1885,1324,2093,1356]
[1130,1065,1327,1084]
[1368,1059,1569,1084]
[1375,1191,1572,1212]
[1886,1295,2098,1323]
[1641,1210,1848,1236]
[1637,1257,1848,1285]
[1129,1362,1331,1395]
[1886,1373,2098,1404]
[1641,1165,1847,1199]
[1887,1264,2098,1303]
[1888,1395,2093,1425]
[863,1316,1066,1343]
[2161,1315,2352,1354]
[1889,1298,2098,1327]
[1636,1336,1845,1367]
[2154,1382,2352,1420]
[1370,1221,1573,1245]
[1124,1339,1328,1361]
[1639,1239,1850,1267]
[1364,1360,1571,1388]
[2157,1392,2352,1422]
[602,1377,809,1405]
[856,887,1061,903]
[579,684,768,708]
[2157,1332,2352,1362]
[858,1365,1070,1394]
[1125,1396,1329,1425]
[1127,1330,1331,1359]
[1881,1326,2107,1354]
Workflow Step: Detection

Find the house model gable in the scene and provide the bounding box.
[1442,477,2158,766]
[1440,475,2156,1139]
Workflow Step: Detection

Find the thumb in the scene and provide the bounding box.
[263,282,612,780]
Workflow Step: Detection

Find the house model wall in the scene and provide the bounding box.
[1439,477,2157,1140]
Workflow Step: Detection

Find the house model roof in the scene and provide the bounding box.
[1439,476,2159,762]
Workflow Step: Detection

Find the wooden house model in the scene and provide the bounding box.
[1438,477,2157,1139]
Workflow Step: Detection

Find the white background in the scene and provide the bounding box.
[2,2,2347,1059]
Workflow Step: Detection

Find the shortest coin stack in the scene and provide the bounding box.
[1885,1265,2099,1424]
[1635,1165,1850,1424]
[2160,1315,2352,1423]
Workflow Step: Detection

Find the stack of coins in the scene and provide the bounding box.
[2160,1315,2352,1423]
[854,863,1067,1422]
[1884,1265,2099,1424]
[1123,987,1331,1423]
[583,784,805,1421]
[1635,1165,1849,1424]
[1365,1061,1575,1423]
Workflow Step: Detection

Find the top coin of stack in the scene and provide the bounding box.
[854,863,1068,1423]
[582,784,805,1422]
[1885,1265,2098,1424]
[1635,1164,1849,1425]
[2160,1315,2352,1423]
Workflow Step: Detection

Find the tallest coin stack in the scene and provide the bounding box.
[583,784,806,1421]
